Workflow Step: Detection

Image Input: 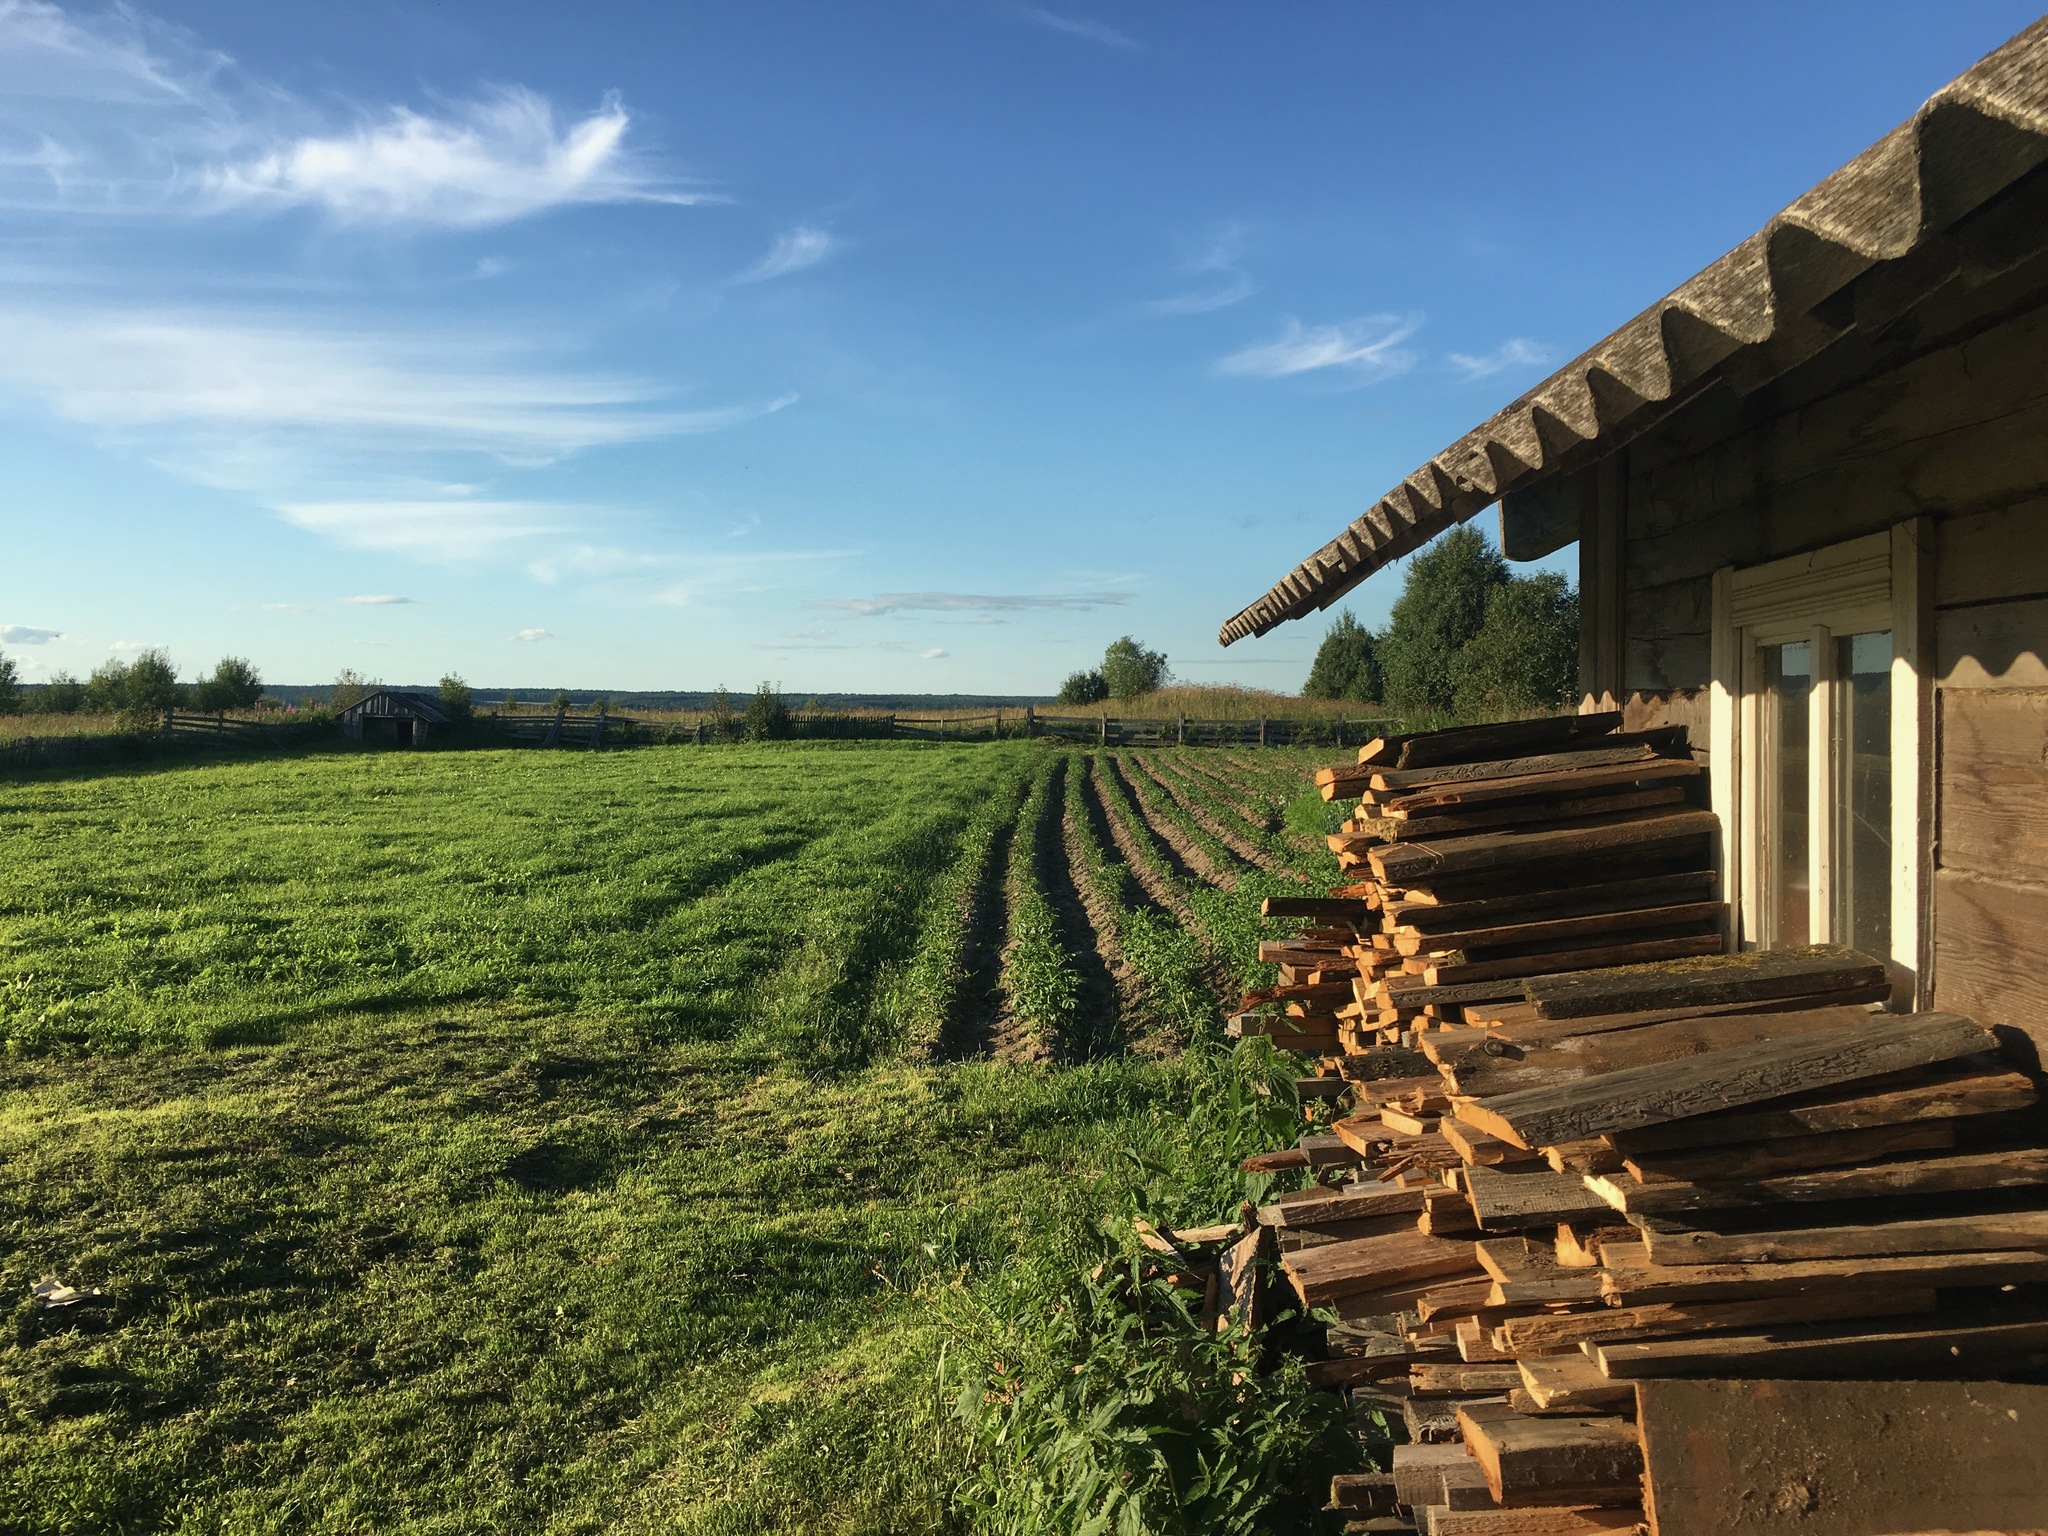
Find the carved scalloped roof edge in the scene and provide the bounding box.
[1217,16,2048,646]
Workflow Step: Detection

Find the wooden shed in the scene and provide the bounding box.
[1219,19,2048,1052]
[337,689,454,747]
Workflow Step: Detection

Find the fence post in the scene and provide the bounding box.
[1026,705,1036,738]
[1336,714,1344,748]
[1177,712,1185,746]
[889,714,898,738]
[162,706,173,736]
[1259,715,1267,747]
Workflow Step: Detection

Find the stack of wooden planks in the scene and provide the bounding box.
[1227,716,2048,1534]
[1236,712,1729,1058]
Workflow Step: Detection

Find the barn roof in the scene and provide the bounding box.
[1217,17,2048,646]
[337,688,455,723]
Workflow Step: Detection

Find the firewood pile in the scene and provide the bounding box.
[1225,715,2048,1535]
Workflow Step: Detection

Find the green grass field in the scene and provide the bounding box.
[0,742,1348,1535]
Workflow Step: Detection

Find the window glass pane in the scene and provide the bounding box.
[1835,630,1892,961]
[1763,640,1811,948]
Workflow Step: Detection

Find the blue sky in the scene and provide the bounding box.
[1,1,2039,694]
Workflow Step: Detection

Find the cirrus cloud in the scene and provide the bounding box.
[1447,337,1555,381]
[737,225,836,283]
[513,627,552,641]
[1216,314,1421,383]
[822,590,1133,617]
[0,623,62,643]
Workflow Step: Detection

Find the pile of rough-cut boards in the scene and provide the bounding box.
[1232,718,2048,1535]
[1235,710,1724,1058]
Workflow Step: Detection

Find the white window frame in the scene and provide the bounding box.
[1709,524,1929,1005]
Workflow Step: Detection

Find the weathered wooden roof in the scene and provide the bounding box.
[338,689,455,723]
[1218,17,2048,646]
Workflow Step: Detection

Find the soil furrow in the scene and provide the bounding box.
[1061,785,1143,1058]
[1038,758,1122,1061]
[1172,752,1282,833]
[1086,756,1195,923]
[1106,753,1235,891]
[991,791,1048,1064]
[933,813,1016,1061]
[1132,753,1277,873]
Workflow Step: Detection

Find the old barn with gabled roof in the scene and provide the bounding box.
[1221,18,2048,1052]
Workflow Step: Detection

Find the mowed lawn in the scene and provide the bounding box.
[0,743,1277,1535]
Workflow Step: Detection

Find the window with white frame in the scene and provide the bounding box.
[1709,525,1928,1002]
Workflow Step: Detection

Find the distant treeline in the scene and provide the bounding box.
[229,686,1064,712]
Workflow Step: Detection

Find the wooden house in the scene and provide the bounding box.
[336,689,455,747]
[1219,20,2048,1050]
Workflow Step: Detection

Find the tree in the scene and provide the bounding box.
[1451,571,1581,719]
[1375,526,1510,717]
[1100,636,1169,700]
[332,669,370,710]
[439,673,474,722]
[1057,668,1109,705]
[191,656,263,713]
[500,690,520,715]
[0,652,18,716]
[550,690,572,713]
[38,672,85,715]
[744,681,790,740]
[1301,610,1381,703]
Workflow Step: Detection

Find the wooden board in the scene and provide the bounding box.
[1620,1120,1954,1184]
[1459,1012,1997,1150]
[1371,712,1627,771]
[1370,809,1716,886]
[1633,1206,2048,1265]
[1378,787,1689,843]
[1586,1147,2048,1215]
[1465,1165,1618,1229]
[1605,1067,2037,1153]
[1260,895,1375,920]
[1517,1354,1634,1415]
[1412,1362,1524,1396]
[1592,1313,2048,1380]
[1255,1184,1427,1228]
[1380,756,1700,809]
[1395,901,1727,956]
[1424,932,1725,988]
[1392,869,1721,934]
[1445,1006,1869,1100]
[1635,1378,2048,1536]
[1931,868,2048,1058]
[1367,743,1666,793]
[1601,1248,2048,1306]
[1937,688,2048,880]
[1496,1288,1937,1355]
[1278,1228,1482,1306]
[1456,1400,1644,1509]
[1432,1510,1641,1535]
[1521,944,1887,1020]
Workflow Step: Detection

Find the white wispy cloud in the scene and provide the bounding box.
[280,502,571,563]
[0,623,61,643]
[920,647,948,659]
[260,603,310,613]
[822,591,1134,617]
[1146,224,1255,316]
[1015,5,1137,48]
[513,627,552,641]
[737,225,836,283]
[0,5,697,227]
[341,593,413,605]
[655,548,859,608]
[1216,315,1422,383]
[1447,337,1555,381]
[206,88,700,229]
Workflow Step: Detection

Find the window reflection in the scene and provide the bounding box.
[1835,631,1892,961]
[1762,640,1811,948]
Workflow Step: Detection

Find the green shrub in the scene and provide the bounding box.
[1059,669,1110,705]
[0,650,18,715]
[191,656,264,712]
[1102,637,1170,700]
[438,672,474,722]
[1301,609,1380,703]
[745,681,793,741]
[1451,570,1580,718]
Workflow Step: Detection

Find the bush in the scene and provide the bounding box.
[550,690,572,713]
[1452,571,1580,718]
[1102,637,1170,700]
[0,651,18,715]
[85,649,185,730]
[1301,610,1380,703]
[1375,526,1508,717]
[744,682,792,741]
[438,673,474,722]
[1057,669,1109,705]
[190,656,263,713]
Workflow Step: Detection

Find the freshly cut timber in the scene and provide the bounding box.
[1585,1146,2048,1215]
[1632,1206,2048,1265]
[1375,754,1700,807]
[1368,809,1717,886]
[1464,1165,1616,1228]
[1515,1354,1633,1415]
[1619,1120,1955,1183]
[1456,1012,1998,1149]
[1521,943,1887,1020]
[1496,1287,1938,1355]
[1454,1400,1643,1508]
[1390,868,1720,933]
[1635,1378,2048,1536]
[1597,1248,2048,1306]
[1604,1066,2037,1153]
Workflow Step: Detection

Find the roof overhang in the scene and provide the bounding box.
[1217,17,2048,646]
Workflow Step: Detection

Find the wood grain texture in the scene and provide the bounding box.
[1465,1165,1616,1229]
[1634,1206,2048,1265]
[1938,595,2048,689]
[1605,1067,2036,1153]
[1496,1288,1936,1354]
[1599,1248,2048,1306]
[1931,869,2048,1045]
[1585,1146,2048,1215]
[1521,945,1886,1020]
[1455,1401,1644,1509]
[1938,689,2048,877]
[1596,1313,2048,1380]
[1278,1228,1481,1306]
[1620,1119,1954,1184]
[1369,809,1716,886]
[1636,1378,2048,1536]
[1461,1012,1996,1149]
